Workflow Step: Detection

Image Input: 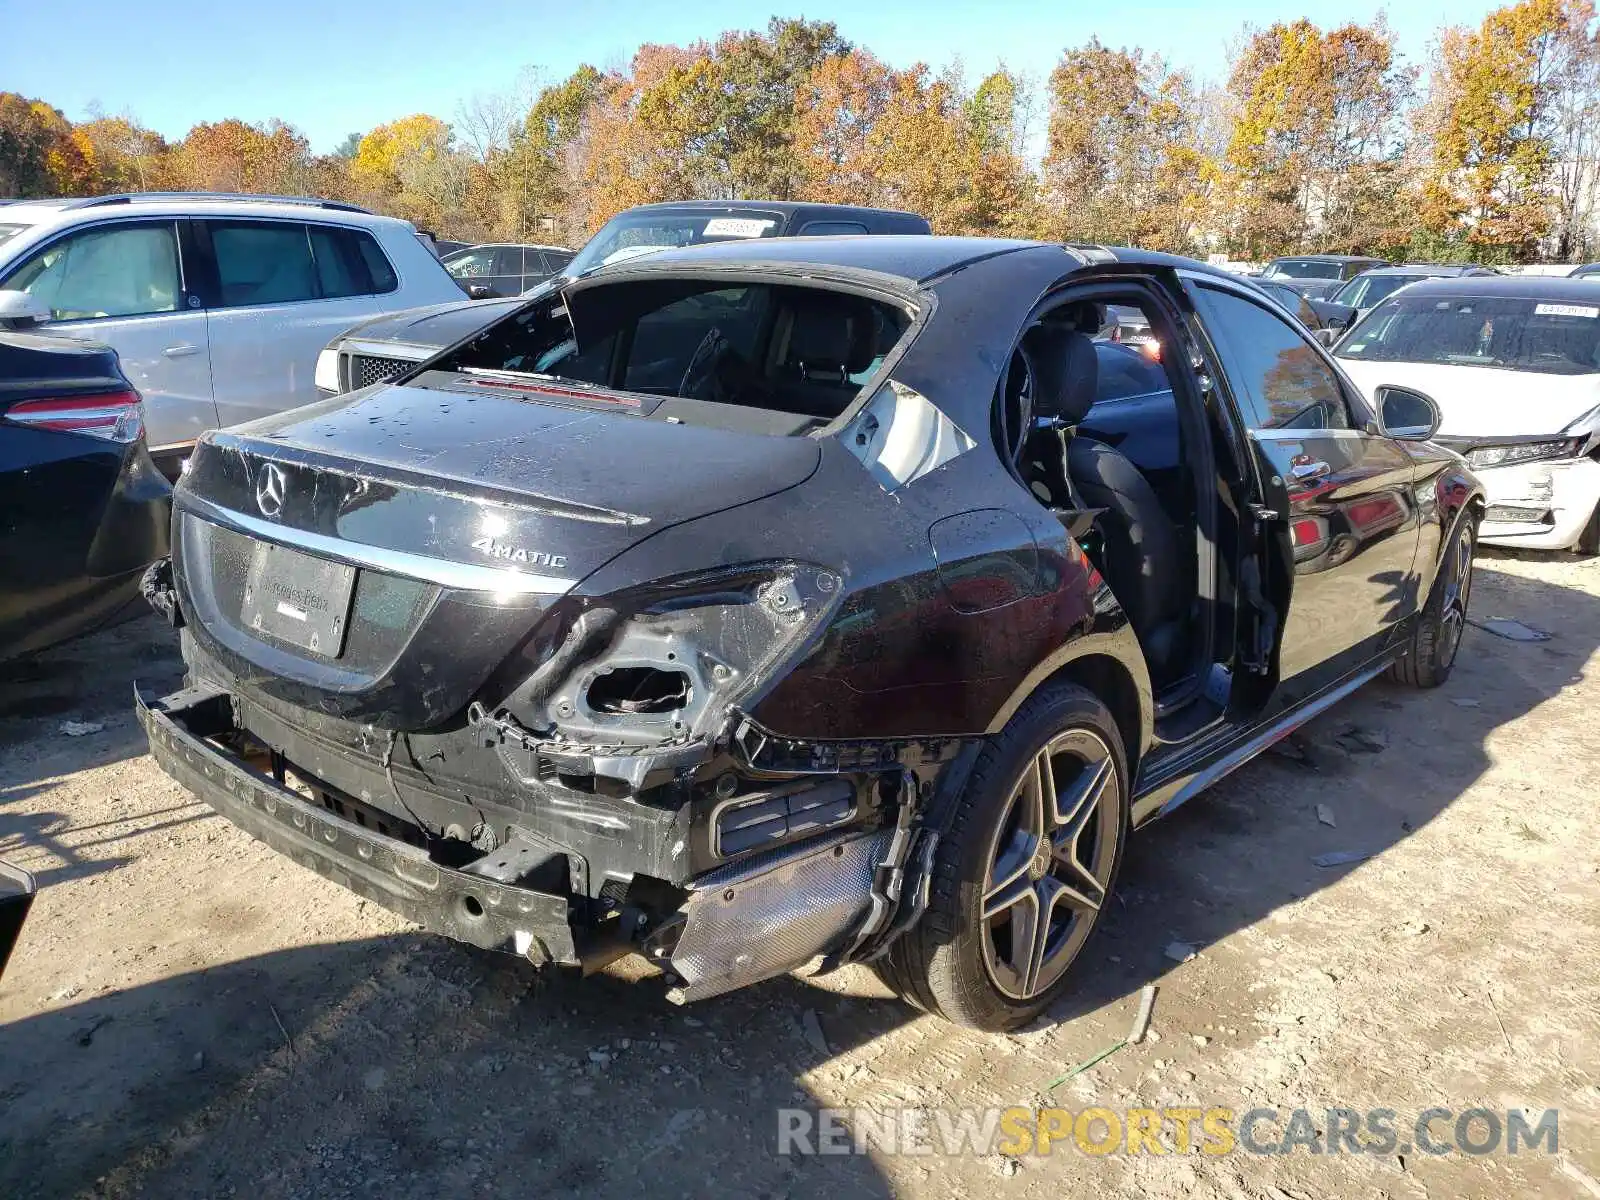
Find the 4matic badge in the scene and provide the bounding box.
[470,537,568,569]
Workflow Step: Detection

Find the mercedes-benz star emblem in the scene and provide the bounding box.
[255,463,287,519]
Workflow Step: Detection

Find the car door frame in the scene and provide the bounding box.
[185,216,386,431]
[1179,268,1424,700]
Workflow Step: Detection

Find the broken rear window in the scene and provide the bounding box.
[436,278,913,429]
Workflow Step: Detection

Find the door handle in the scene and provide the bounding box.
[162,343,201,358]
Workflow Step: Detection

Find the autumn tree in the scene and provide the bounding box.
[1043,39,1210,251]
[1219,19,1415,258]
[350,113,468,232]
[170,118,311,194]
[74,114,170,191]
[1418,0,1592,258]
[0,94,91,196]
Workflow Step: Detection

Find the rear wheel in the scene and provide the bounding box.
[882,683,1128,1031]
[1389,514,1476,688]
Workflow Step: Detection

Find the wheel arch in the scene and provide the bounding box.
[984,629,1153,783]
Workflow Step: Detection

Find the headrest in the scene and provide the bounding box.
[1058,301,1107,337]
[785,297,876,376]
[1023,323,1098,424]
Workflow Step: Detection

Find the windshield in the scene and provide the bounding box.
[0,222,32,248]
[1339,294,1600,375]
[566,210,786,277]
[1265,259,1341,281]
[1334,273,1426,309]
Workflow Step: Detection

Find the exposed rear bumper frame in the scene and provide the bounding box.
[136,685,579,965]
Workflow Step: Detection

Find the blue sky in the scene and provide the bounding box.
[2,0,1496,153]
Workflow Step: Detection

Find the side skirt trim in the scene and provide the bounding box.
[1133,652,1398,825]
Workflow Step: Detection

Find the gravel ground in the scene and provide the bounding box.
[2,548,1598,1200]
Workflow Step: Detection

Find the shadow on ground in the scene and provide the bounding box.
[0,560,1593,1198]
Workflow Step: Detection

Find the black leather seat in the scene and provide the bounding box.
[1026,322,1187,676]
[773,296,876,418]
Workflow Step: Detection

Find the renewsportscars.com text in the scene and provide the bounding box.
[777,1106,1560,1158]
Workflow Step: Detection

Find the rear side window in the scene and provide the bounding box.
[1194,285,1352,430]
[207,221,396,306]
[4,221,182,320]
[799,220,869,236]
[210,222,318,306]
[353,232,397,293]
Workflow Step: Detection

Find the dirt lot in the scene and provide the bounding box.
[2,549,1599,1199]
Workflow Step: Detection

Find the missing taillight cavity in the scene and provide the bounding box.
[587,667,691,715]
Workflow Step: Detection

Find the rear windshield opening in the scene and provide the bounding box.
[439,278,912,428]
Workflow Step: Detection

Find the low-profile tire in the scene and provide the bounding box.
[1388,514,1477,688]
[882,682,1129,1031]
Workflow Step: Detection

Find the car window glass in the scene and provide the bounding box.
[211,222,318,307]
[623,287,765,392]
[7,222,181,320]
[1194,285,1352,430]
[355,234,398,293]
[799,220,870,236]
[1332,276,1369,308]
[1339,295,1600,374]
[309,226,364,299]
[446,248,497,278]
[1093,341,1173,402]
[492,247,522,276]
[1266,260,1340,281]
[1360,274,1424,307]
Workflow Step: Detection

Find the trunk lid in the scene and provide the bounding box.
[173,378,821,728]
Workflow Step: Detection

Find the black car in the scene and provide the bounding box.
[139,236,1481,1030]
[1259,254,1388,301]
[1,324,172,661]
[441,243,576,299]
[316,200,934,395]
[1247,277,1355,335]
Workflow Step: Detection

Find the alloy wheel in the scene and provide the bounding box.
[980,728,1121,1000]
[1438,523,1475,668]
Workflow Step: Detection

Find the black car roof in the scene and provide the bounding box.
[1393,274,1600,301]
[590,234,1236,288]
[621,199,926,221]
[1356,264,1493,277]
[1269,254,1385,263]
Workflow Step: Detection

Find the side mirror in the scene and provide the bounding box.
[465,284,497,300]
[1313,327,1338,348]
[0,290,51,329]
[1372,384,1441,442]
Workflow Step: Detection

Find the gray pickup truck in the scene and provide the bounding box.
[315,200,931,395]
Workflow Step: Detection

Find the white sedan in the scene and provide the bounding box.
[1337,276,1600,553]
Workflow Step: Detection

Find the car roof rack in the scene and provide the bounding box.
[64,192,372,214]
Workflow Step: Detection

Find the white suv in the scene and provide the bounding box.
[0,192,465,472]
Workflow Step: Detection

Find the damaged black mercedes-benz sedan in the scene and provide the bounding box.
[140,236,1482,1029]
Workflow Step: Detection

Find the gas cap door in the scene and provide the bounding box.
[928,509,1042,614]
